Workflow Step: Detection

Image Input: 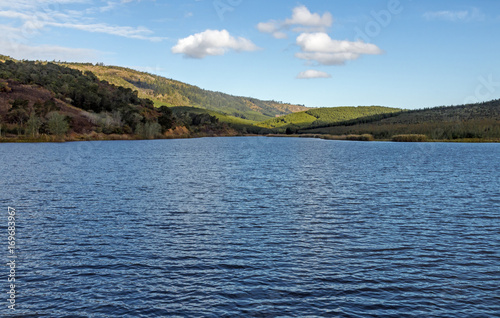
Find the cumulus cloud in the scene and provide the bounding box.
[259,5,383,78]
[295,32,383,65]
[285,5,333,31]
[171,29,260,59]
[296,70,331,79]
[423,8,485,22]
[257,5,333,38]
[296,32,382,54]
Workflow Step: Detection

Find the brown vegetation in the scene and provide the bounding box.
[392,134,427,142]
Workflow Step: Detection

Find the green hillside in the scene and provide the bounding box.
[60,63,308,121]
[170,106,254,125]
[170,106,277,134]
[302,100,500,140]
[257,106,401,132]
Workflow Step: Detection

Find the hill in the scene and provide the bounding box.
[301,100,500,141]
[1,56,499,142]
[0,59,238,140]
[59,63,308,122]
[257,106,401,132]
[169,106,271,134]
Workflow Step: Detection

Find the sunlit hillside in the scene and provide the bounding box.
[61,63,308,122]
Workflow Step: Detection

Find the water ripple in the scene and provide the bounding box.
[0,138,499,317]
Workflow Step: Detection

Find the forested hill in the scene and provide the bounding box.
[0,58,249,140]
[0,58,171,137]
[302,100,500,140]
[256,106,401,131]
[59,62,307,122]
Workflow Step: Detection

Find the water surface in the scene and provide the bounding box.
[1,137,499,317]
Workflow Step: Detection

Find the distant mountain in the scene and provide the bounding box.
[60,63,308,122]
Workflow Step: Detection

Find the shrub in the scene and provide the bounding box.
[135,121,161,139]
[392,134,427,142]
[359,134,375,141]
[0,81,12,92]
[25,113,42,138]
[346,134,375,141]
[47,112,69,137]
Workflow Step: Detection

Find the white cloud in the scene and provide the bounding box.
[296,69,331,79]
[257,21,287,39]
[284,5,333,31]
[272,31,288,40]
[100,0,144,12]
[171,29,260,59]
[295,32,383,65]
[0,0,88,12]
[295,52,363,66]
[0,39,102,62]
[423,8,485,22]
[257,21,278,33]
[297,32,382,55]
[258,6,383,71]
[0,24,26,42]
[0,10,33,20]
[0,0,165,42]
[257,5,333,38]
[47,22,166,42]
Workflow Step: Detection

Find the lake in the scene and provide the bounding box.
[1,137,499,317]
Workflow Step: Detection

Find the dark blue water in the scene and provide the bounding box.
[1,137,499,317]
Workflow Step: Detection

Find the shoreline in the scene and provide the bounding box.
[1,133,499,144]
[272,134,500,143]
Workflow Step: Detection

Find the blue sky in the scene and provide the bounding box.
[1,0,500,109]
